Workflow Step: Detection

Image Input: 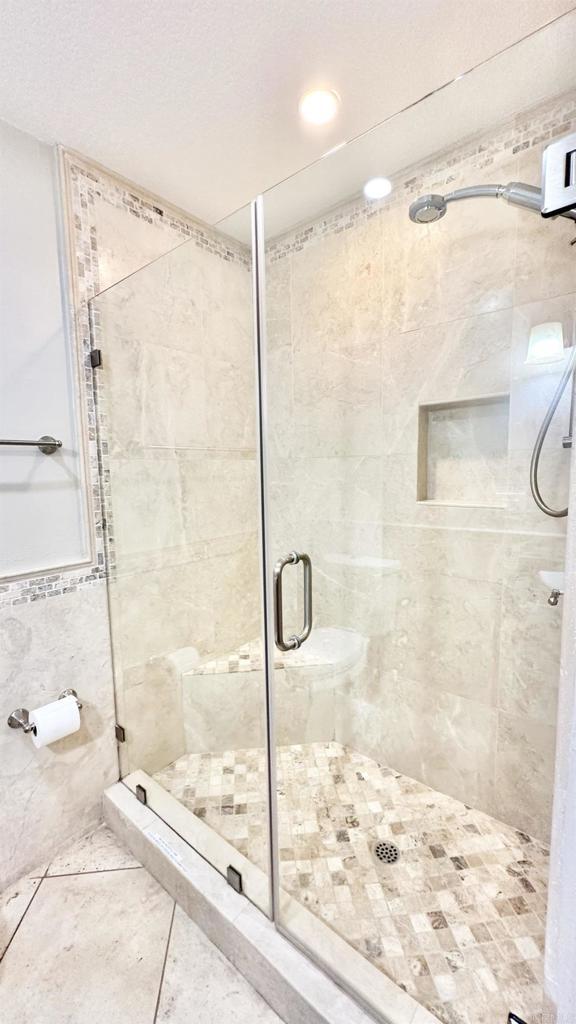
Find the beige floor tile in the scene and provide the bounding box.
[156,905,281,1023]
[1,868,174,1023]
[47,824,140,876]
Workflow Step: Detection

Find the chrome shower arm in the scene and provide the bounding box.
[443,182,542,211]
[443,182,576,219]
[443,184,505,205]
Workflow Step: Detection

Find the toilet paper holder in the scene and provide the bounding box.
[7,689,82,734]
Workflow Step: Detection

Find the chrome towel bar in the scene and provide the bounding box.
[0,435,62,454]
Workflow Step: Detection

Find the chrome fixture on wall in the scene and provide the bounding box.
[7,689,82,734]
[0,435,62,454]
[409,182,576,225]
[541,130,576,218]
[409,133,576,227]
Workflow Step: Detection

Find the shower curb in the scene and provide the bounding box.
[103,782,435,1024]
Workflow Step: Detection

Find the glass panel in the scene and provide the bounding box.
[256,10,576,1022]
[89,205,271,914]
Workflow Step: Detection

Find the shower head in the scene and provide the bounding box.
[409,194,447,224]
[408,181,560,224]
[409,182,576,225]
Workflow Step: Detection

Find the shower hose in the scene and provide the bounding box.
[529,346,576,518]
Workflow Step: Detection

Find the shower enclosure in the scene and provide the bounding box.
[90,13,576,1024]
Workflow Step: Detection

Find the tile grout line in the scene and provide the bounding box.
[152,900,176,1024]
[1,858,143,963]
[0,872,46,964]
[42,865,144,880]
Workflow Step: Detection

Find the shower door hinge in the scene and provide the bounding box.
[226,865,243,894]
[115,723,126,743]
[135,784,147,806]
[90,348,102,368]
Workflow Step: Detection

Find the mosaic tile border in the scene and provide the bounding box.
[70,156,251,274]
[0,564,106,607]
[266,90,576,262]
[1,151,250,608]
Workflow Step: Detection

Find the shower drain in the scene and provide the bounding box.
[372,840,400,865]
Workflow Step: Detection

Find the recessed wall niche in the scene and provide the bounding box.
[417,394,510,508]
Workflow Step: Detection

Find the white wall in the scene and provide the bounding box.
[0,119,89,578]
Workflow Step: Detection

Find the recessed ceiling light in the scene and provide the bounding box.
[364,177,393,200]
[299,89,340,126]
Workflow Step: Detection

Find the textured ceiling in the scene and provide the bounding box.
[1,0,574,224]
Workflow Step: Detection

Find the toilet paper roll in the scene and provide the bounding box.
[29,694,81,749]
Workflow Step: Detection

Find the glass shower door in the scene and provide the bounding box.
[89,204,271,914]
[261,187,408,1020]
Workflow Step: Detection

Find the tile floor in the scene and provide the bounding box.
[0,824,282,1024]
[155,740,549,1024]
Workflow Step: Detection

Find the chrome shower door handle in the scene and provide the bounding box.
[273,551,313,652]
[297,552,313,648]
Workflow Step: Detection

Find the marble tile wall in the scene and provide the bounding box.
[0,587,117,888]
[266,90,576,843]
[423,397,510,505]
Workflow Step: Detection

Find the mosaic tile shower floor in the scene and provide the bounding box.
[154,742,549,1024]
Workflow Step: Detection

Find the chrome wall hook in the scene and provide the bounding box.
[7,688,82,732]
